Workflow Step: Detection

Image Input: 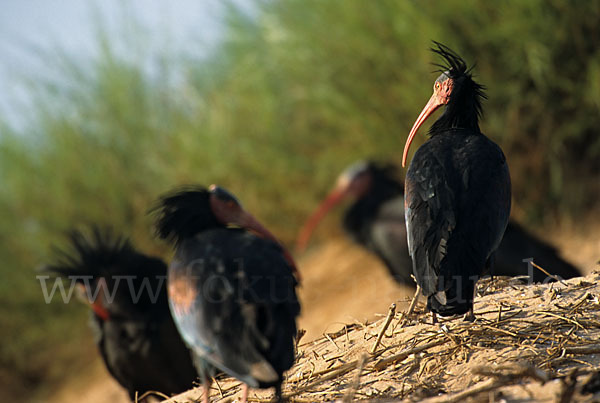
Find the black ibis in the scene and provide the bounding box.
[402,43,512,321]
[153,185,300,403]
[296,161,413,284]
[296,160,580,284]
[43,228,198,400]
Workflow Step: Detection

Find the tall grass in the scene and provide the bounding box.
[0,0,598,399]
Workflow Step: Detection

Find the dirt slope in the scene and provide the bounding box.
[296,239,413,340]
[45,239,410,403]
[45,233,598,402]
[166,272,600,402]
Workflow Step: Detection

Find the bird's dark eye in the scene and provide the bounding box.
[435,82,441,90]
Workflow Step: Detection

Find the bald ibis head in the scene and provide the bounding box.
[156,185,271,243]
[402,42,486,167]
[155,184,299,280]
[296,161,415,284]
[209,185,286,250]
[295,161,373,252]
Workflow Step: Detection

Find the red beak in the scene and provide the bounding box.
[209,185,302,283]
[295,186,348,254]
[402,92,444,167]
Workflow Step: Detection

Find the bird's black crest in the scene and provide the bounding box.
[431,41,470,78]
[429,41,487,132]
[44,227,157,279]
[152,186,220,244]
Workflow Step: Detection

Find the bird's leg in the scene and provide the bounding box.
[463,308,475,322]
[202,377,213,403]
[240,383,249,403]
[431,312,438,324]
[463,286,477,322]
[274,382,284,403]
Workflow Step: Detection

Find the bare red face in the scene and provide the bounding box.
[208,185,301,282]
[295,164,372,253]
[76,280,110,320]
[402,73,454,167]
[208,184,245,225]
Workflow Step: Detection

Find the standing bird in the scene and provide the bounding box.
[296,161,580,284]
[153,185,300,403]
[402,43,511,321]
[43,228,198,401]
[296,161,413,284]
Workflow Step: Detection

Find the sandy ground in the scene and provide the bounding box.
[45,228,598,403]
[167,273,600,402]
[44,239,411,403]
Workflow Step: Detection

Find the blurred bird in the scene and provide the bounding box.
[402,43,511,321]
[43,228,198,401]
[296,160,580,284]
[153,185,300,403]
[296,161,412,284]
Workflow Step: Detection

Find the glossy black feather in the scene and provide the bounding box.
[342,162,580,285]
[406,132,511,316]
[45,228,197,400]
[153,187,299,396]
[404,44,513,316]
[342,162,413,284]
[170,229,299,388]
[493,221,581,281]
[152,186,219,245]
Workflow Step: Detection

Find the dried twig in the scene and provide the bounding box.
[213,376,224,399]
[564,345,600,355]
[370,303,396,354]
[407,284,421,317]
[529,260,567,286]
[284,360,362,399]
[135,390,170,402]
[420,378,500,403]
[342,354,367,402]
[420,364,549,403]
[373,339,445,371]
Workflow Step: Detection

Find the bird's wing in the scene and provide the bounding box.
[169,230,299,387]
[404,153,457,296]
[368,198,414,285]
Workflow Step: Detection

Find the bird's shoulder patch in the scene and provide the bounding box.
[168,268,197,316]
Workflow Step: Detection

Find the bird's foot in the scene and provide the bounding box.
[431,312,438,324]
[201,377,213,403]
[463,309,475,322]
[240,383,249,403]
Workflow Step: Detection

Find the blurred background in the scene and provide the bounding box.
[0,0,598,401]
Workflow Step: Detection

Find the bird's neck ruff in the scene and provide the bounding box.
[153,187,221,245]
[368,162,404,199]
[45,228,145,278]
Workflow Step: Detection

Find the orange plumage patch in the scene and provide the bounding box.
[168,274,197,316]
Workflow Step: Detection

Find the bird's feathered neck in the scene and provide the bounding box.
[152,186,221,245]
[44,227,166,279]
[344,162,404,240]
[365,162,404,201]
[429,42,487,135]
